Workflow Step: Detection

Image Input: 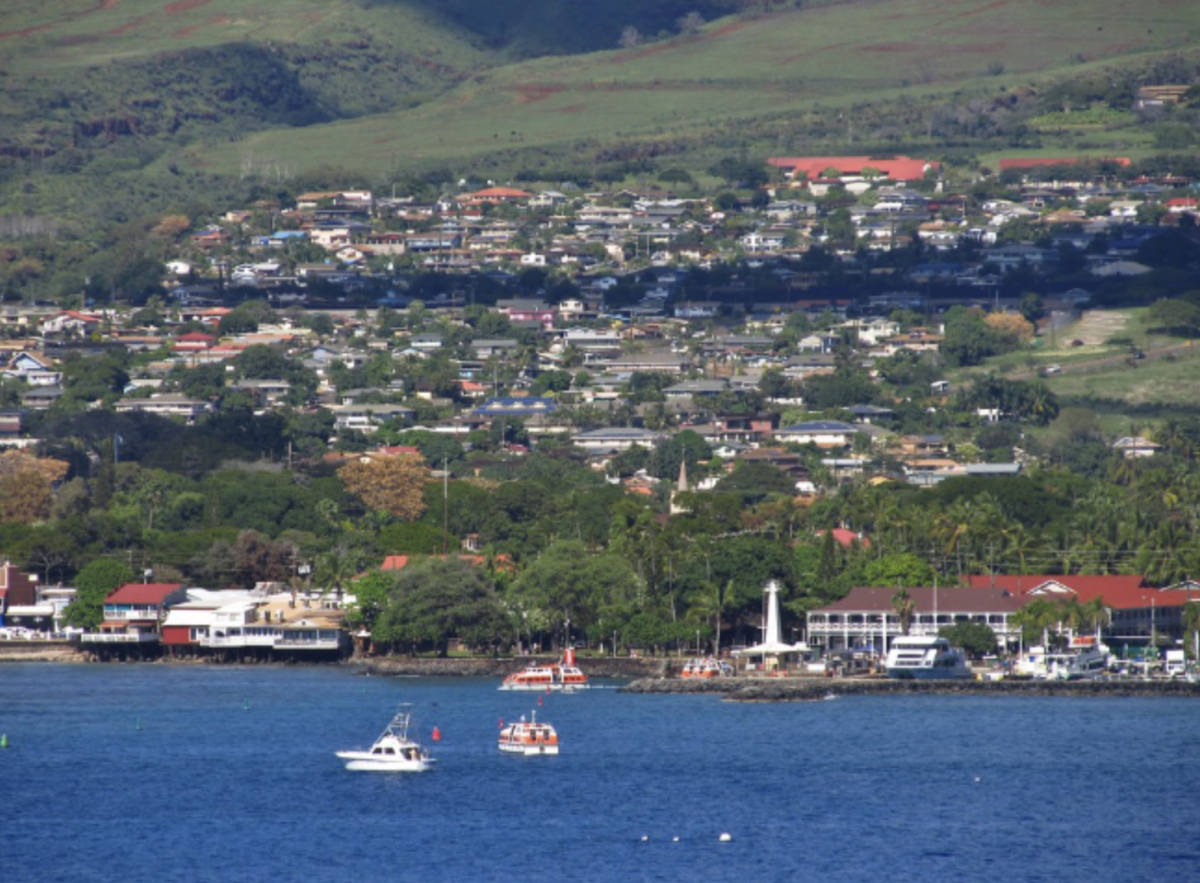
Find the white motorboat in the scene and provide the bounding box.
[498,711,559,756]
[1044,638,1110,680]
[1019,639,1110,680]
[885,635,974,680]
[337,707,435,772]
[499,647,589,691]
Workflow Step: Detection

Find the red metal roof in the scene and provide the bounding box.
[767,155,938,181]
[964,574,1163,609]
[106,583,184,605]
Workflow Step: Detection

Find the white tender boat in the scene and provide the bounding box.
[680,656,734,679]
[885,635,974,680]
[337,707,435,772]
[499,647,589,691]
[498,711,559,756]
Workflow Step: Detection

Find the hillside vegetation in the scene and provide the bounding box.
[0,0,1198,216]
[180,0,1200,177]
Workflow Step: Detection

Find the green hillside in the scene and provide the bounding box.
[181,0,1200,176]
[0,0,1198,192]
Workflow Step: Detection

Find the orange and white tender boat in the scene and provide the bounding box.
[499,647,589,692]
[498,711,560,756]
[680,656,734,679]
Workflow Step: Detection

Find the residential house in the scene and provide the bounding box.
[39,309,103,338]
[775,420,859,448]
[0,559,41,629]
[115,395,213,421]
[2,351,61,387]
[570,427,665,453]
[80,583,189,647]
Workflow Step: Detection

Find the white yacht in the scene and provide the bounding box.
[337,707,435,772]
[885,636,974,680]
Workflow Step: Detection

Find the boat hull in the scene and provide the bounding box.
[336,751,434,772]
[498,742,560,756]
[498,682,588,692]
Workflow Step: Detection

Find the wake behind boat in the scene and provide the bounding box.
[499,647,589,691]
[336,706,435,772]
[885,635,974,680]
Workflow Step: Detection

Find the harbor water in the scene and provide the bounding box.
[1,664,1198,882]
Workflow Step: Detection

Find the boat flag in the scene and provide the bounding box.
[499,717,504,729]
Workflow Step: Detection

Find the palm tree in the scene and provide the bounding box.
[686,579,735,657]
[892,588,916,636]
[1081,596,1110,644]
[1182,600,1200,661]
[1012,598,1060,652]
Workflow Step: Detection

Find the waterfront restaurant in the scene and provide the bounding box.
[806,585,1025,656]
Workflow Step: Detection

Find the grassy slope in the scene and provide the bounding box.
[0,0,493,73]
[174,0,1200,174]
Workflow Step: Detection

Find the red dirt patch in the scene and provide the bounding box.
[165,0,215,14]
[514,84,564,104]
[173,13,228,39]
[957,0,1012,18]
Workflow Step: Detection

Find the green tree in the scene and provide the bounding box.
[865,554,936,589]
[938,620,997,659]
[372,557,510,656]
[64,559,135,630]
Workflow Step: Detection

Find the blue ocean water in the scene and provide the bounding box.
[1,664,1198,883]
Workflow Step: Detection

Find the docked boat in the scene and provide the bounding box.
[499,647,589,691]
[336,707,435,772]
[680,656,734,678]
[885,635,974,680]
[1044,638,1110,680]
[498,711,559,756]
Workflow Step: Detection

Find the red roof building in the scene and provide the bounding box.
[964,574,1200,648]
[96,583,188,632]
[767,155,938,182]
[464,187,534,205]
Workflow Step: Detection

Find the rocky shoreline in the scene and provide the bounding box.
[621,675,1200,701]
[362,655,667,679]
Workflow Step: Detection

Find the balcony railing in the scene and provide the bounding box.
[80,632,160,644]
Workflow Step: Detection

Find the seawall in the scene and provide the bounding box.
[362,656,667,678]
[620,676,1200,701]
[0,640,83,663]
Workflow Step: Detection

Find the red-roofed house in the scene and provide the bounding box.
[40,310,103,337]
[767,155,938,182]
[171,332,218,353]
[80,583,188,649]
[464,187,534,205]
[817,528,871,549]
